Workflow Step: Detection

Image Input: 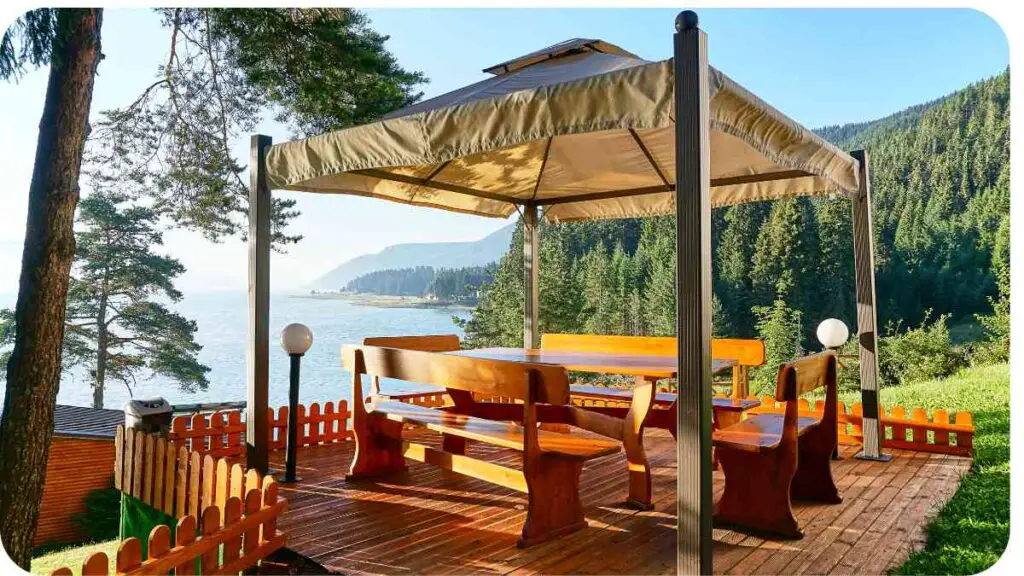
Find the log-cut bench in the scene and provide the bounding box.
[343,344,621,547]
[713,352,842,539]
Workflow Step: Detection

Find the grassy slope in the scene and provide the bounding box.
[845,363,1009,575]
[30,540,116,576]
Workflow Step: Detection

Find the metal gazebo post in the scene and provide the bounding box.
[849,149,891,462]
[247,134,273,474]
[523,202,540,349]
[674,10,714,575]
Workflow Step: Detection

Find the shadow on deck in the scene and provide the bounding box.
[271,429,969,575]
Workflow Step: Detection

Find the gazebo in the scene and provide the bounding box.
[244,12,888,572]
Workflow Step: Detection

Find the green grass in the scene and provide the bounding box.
[30,540,117,576]
[855,363,1010,575]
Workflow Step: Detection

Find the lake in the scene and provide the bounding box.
[34,292,470,409]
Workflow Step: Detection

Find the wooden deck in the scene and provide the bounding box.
[272,429,969,575]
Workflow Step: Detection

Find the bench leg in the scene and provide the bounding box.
[792,428,842,504]
[442,434,466,455]
[714,447,802,539]
[519,456,587,547]
[624,376,656,510]
[347,415,407,480]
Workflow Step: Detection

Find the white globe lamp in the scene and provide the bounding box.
[280,323,313,356]
[816,318,849,350]
[278,323,313,484]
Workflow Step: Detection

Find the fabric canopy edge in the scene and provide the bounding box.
[264,58,680,191]
[263,53,862,218]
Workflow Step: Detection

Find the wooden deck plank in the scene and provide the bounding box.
[718,451,871,575]
[275,428,968,575]
[370,453,631,573]
[829,452,934,574]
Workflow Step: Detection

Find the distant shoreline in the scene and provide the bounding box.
[291,292,475,311]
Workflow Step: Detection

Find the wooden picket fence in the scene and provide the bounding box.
[114,426,288,520]
[745,397,974,456]
[54,465,285,575]
[169,400,352,458]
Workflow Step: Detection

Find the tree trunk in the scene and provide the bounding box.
[93,291,107,409]
[0,9,103,569]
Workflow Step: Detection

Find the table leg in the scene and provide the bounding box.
[716,410,742,429]
[444,388,478,455]
[624,376,656,510]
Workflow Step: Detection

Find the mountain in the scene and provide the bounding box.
[308,224,515,290]
[813,97,945,146]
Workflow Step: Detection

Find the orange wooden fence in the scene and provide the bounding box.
[53,471,285,575]
[745,397,974,456]
[168,400,352,458]
[115,427,290,519]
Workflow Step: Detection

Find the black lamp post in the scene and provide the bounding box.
[278,322,313,483]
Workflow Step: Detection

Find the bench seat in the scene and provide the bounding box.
[712,414,820,452]
[569,384,761,412]
[371,400,620,460]
[712,353,842,539]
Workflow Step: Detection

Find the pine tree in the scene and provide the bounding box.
[458,222,524,348]
[0,10,103,565]
[88,8,426,247]
[715,203,766,337]
[579,243,616,334]
[750,198,817,327]
[62,194,210,409]
[813,197,855,325]
[643,229,677,337]
[539,225,583,334]
[750,299,804,395]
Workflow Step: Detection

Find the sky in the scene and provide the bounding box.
[0,8,1009,297]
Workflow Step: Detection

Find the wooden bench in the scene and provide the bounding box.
[712,352,842,539]
[343,344,620,547]
[542,333,765,397]
[540,333,765,431]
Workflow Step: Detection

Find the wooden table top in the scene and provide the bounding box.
[447,347,736,379]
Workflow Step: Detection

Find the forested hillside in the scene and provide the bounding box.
[309,224,513,289]
[344,264,495,302]
[460,70,1010,366]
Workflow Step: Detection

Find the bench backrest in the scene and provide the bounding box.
[363,334,461,352]
[712,338,765,367]
[774,352,840,460]
[343,344,571,405]
[775,352,838,402]
[540,333,765,367]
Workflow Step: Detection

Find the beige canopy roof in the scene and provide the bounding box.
[265,38,859,222]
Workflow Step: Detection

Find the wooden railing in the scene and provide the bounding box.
[746,397,974,456]
[168,400,352,458]
[53,471,285,575]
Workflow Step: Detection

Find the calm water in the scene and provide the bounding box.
[40,292,469,409]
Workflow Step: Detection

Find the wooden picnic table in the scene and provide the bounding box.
[447,347,752,509]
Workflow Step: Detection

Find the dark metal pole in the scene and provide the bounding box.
[247,134,272,475]
[523,202,540,349]
[674,9,713,575]
[850,149,891,462]
[282,353,302,483]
